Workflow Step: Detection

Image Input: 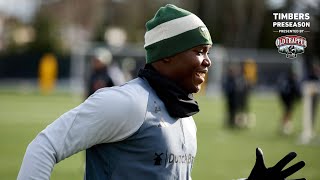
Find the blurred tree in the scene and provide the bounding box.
[28,11,61,54]
[2,8,63,55]
[221,0,266,48]
[3,18,29,54]
[194,0,267,48]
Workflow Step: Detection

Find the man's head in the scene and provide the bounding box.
[144,4,212,93]
[91,47,112,70]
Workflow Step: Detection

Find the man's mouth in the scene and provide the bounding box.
[195,70,207,82]
[195,72,206,79]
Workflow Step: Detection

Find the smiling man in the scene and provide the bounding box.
[17,4,305,180]
[18,4,212,180]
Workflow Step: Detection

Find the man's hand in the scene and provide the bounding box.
[247,148,306,180]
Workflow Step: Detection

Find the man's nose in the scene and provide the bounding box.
[202,57,211,67]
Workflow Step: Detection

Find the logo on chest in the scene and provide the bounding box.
[153,151,195,166]
[154,153,164,165]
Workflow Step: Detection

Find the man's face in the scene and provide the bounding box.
[168,45,212,93]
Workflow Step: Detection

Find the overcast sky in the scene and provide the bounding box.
[0,0,39,22]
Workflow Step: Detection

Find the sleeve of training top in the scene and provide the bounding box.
[17,87,148,179]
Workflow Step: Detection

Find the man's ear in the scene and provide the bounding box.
[152,57,173,70]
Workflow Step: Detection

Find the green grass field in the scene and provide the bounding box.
[0,92,319,179]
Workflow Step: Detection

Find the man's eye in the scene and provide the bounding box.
[197,51,203,55]
[197,51,209,56]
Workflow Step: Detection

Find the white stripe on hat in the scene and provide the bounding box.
[144,14,205,47]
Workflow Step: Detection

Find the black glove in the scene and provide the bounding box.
[247,148,306,180]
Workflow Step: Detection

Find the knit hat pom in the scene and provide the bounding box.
[144,4,212,64]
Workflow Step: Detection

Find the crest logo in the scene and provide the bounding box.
[199,26,211,41]
[275,35,307,59]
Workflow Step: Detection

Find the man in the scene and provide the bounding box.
[222,64,249,128]
[86,47,114,97]
[277,69,301,135]
[18,4,305,180]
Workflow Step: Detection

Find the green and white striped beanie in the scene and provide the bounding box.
[144,4,212,64]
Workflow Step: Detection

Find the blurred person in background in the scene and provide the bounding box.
[311,63,320,130]
[38,53,58,95]
[277,69,302,135]
[242,59,257,127]
[306,63,320,133]
[86,47,114,97]
[108,60,126,86]
[222,64,250,128]
[17,4,305,180]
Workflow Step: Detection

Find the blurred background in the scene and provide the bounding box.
[0,0,319,179]
[0,0,319,94]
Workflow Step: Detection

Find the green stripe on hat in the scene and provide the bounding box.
[146,4,192,31]
[144,4,212,64]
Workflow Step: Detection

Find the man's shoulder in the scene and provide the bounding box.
[119,77,150,92]
[95,78,148,96]
[85,78,149,129]
[92,78,150,113]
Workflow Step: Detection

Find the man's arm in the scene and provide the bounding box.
[17,87,147,179]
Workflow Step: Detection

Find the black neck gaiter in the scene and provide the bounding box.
[138,65,199,118]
